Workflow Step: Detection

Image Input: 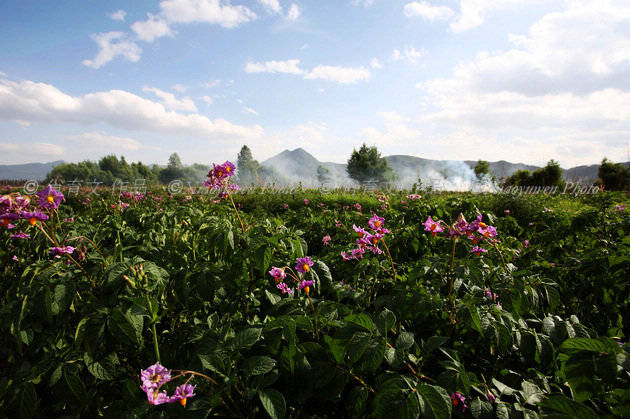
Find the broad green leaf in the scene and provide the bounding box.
[416,383,452,419]
[233,328,262,349]
[540,394,597,418]
[259,389,286,419]
[560,337,622,354]
[243,356,276,376]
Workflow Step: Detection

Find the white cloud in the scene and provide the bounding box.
[68,132,147,151]
[351,0,375,7]
[172,84,187,92]
[0,78,262,140]
[159,0,257,28]
[244,59,372,84]
[142,87,197,112]
[450,0,544,33]
[82,32,142,69]
[201,80,220,88]
[0,71,6,77]
[244,59,305,74]
[305,65,371,84]
[201,95,214,104]
[131,13,174,42]
[0,142,65,157]
[370,58,383,69]
[412,1,630,166]
[430,1,630,96]
[108,10,127,21]
[258,0,282,14]
[392,46,426,64]
[243,106,258,115]
[403,2,454,21]
[287,4,300,21]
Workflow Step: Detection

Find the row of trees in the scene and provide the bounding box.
[45,146,629,190]
[45,153,209,186]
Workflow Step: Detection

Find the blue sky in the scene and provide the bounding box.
[1,0,629,167]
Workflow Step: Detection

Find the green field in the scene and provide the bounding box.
[1,183,629,418]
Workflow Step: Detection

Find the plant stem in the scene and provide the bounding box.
[226,191,245,233]
[381,237,397,281]
[145,294,161,363]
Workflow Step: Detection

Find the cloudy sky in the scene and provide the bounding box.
[1,0,629,167]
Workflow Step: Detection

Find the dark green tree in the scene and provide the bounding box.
[159,153,185,183]
[597,158,630,191]
[317,165,331,185]
[474,160,491,180]
[346,143,393,186]
[236,145,260,186]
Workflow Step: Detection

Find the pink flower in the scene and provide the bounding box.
[504,209,510,215]
[170,384,196,407]
[423,216,444,237]
[354,203,362,211]
[523,240,530,247]
[276,282,293,295]
[268,267,286,282]
[295,256,314,273]
[471,246,488,256]
[616,204,626,212]
[451,393,467,413]
[304,199,309,205]
[298,280,315,294]
[322,234,331,245]
[368,214,385,230]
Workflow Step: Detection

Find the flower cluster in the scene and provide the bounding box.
[1,187,64,232]
[204,161,239,197]
[268,256,316,296]
[341,214,390,261]
[450,392,467,413]
[424,214,499,255]
[50,246,75,257]
[38,185,65,210]
[406,194,421,200]
[140,363,196,406]
[616,204,626,212]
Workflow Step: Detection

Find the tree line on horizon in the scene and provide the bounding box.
[44,145,630,191]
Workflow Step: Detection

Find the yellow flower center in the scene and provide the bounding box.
[430,224,436,231]
[226,166,231,172]
[47,195,55,203]
[30,217,37,226]
[1,219,8,226]
[180,398,187,407]
[479,222,487,228]
[302,264,310,272]
[304,286,310,294]
[374,221,381,227]
[151,374,161,383]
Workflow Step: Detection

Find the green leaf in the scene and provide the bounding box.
[64,369,88,406]
[242,356,276,376]
[492,378,516,396]
[416,383,452,419]
[346,386,370,418]
[560,337,622,354]
[375,308,397,336]
[265,290,281,305]
[110,308,140,345]
[396,332,414,351]
[540,394,598,418]
[423,336,449,354]
[259,389,286,419]
[345,313,375,332]
[233,328,262,349]
[19,382,39,419]
[324,335,346,364]
[520,381,543,406]
[470,397,494,419]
